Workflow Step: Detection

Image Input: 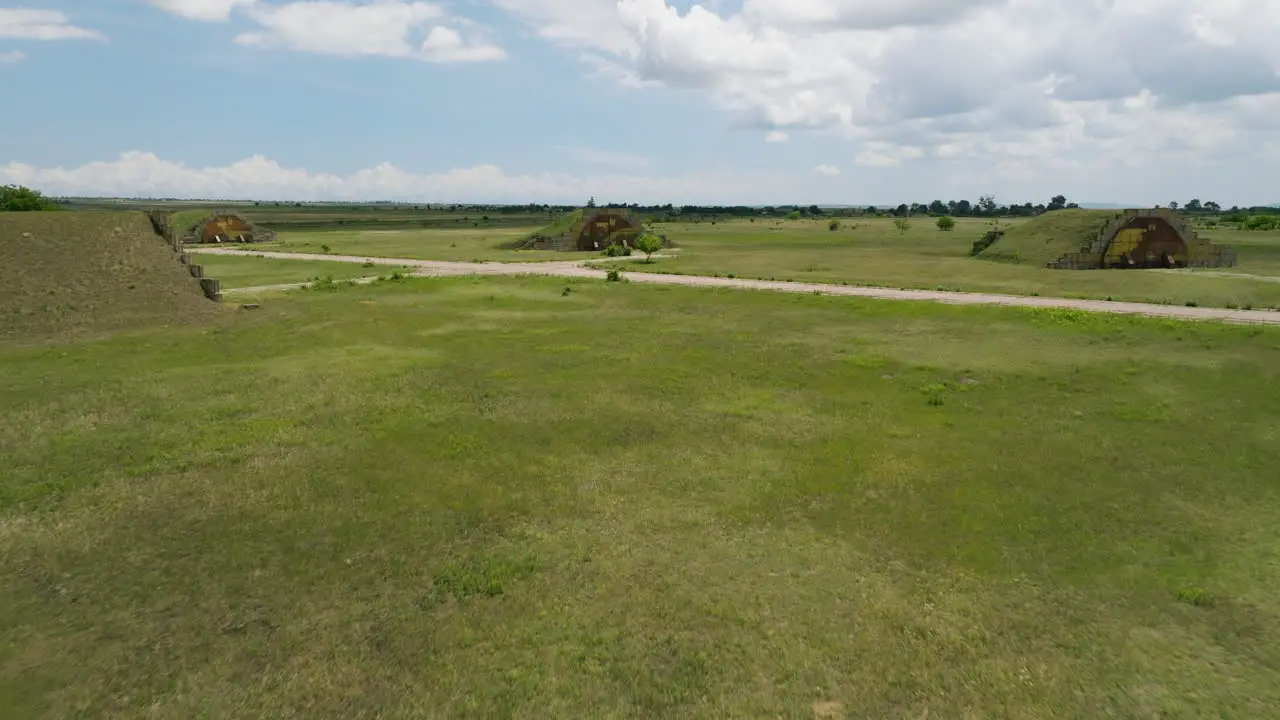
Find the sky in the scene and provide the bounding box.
[1,0,1279,205]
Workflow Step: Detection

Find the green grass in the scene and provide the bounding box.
[979,208,1117,264]
[195,252,409,289]
[251,226,579,262]
[526,208,584,239]
[598,217,1280,310]
[2,276,1279,717]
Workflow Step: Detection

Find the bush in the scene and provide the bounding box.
[603,244,631,257]
[634,233,663,262]
[893,218,911,235]
[0,184,59,211]
[936,216,956,231]
[828,219,841,231]
[970,230,1004,256]
[1243,215,1280,231]
[605,268,623,282]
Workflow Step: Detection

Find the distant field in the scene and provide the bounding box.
[598,218,1280,310]
[3,276,1279,716]
[64,199,559,233]
[250,226,568,262]
[196,252,410,289]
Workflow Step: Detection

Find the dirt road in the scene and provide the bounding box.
[192,248,1280,326]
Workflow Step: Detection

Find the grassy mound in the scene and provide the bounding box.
[0,211,219,343]
[979,209,1118,265]
[506,209,585,249]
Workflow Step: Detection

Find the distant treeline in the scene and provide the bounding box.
[55,194,1280,221]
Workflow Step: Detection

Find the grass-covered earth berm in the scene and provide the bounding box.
[0,211,217,343]
[3,274,1278,717]
[976,208,1117,265]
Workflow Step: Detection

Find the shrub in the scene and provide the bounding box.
[635,233,663,262]
[787,210,802,220]
[936,216,956,231]
[893,218,911,236]
[603,244,631,257]
[605,268,622,282]
[0,184,60,211]
[970,230,1004,256]
[828,219,841,231]
[1243,215,1279,231]
[320,244,331,253]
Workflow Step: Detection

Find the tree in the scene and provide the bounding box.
[1185,199,1203,213]
[893,203,909,217]
[1047,195,1067,211]
[893,218,911,236]
[828,219,841,231]
[978,195,998,215]
[808,204,823,216]
[1204,201,1221,213]
[1168,201,1179,211]
[587,196,597,208]
[0,184,60,212]
[787,210,802,220]
[929,200,948,215]
[954,199,972,216]
[936,216,956,231]
[634,233,663,263]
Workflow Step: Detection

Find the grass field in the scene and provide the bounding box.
[196,252,411,289]
[232,213,1280,310]
[596,218,1280,310]
[248,226,568,263]
[3,275,1279,717]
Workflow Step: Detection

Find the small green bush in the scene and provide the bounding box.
[828,219,841,231]
[605,268,622,282]
[635,234,663,262]
[603,244,631,257]
[936,216,956,231]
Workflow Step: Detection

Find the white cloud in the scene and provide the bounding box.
[0,9,103,40]
[421,25,505,62]
[0,151,805,204]
[492,0,636,54]
[237,1,441,56]
[0,50,25,64]
[765,130,789,142]
[145,0,257,22]
[233,1,503,62]
[491,0,1280,189]
[742,0,1002,30]
[557,145,650,169]
[855,142,924,167]
[813,164,840,176]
